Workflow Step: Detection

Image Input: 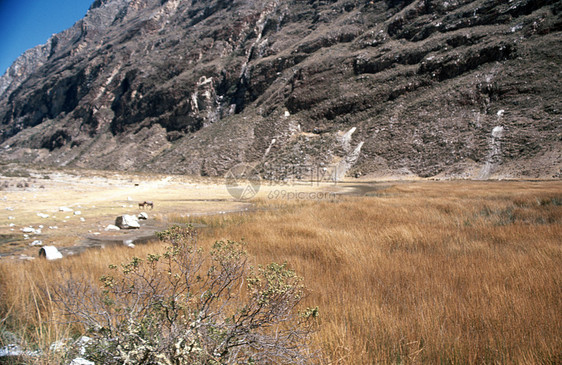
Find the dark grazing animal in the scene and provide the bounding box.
[139,201,154,209]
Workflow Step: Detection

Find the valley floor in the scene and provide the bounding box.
[0,166,560,364]
[0,165,340,258]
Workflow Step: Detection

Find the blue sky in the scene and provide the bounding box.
[0,0,94,74]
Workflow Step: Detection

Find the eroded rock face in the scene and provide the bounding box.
[0,0,560,179]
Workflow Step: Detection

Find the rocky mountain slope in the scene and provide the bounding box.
[0,0,560,179]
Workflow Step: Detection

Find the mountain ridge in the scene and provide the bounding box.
[0,0,560,179]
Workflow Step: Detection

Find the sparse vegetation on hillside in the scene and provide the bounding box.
[1,0,560,178]
[0,181,561,364]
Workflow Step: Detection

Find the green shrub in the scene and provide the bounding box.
[56,225,318,364]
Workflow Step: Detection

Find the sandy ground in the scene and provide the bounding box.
[0,167,344,259]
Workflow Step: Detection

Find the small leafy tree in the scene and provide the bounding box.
[55,225,318,364]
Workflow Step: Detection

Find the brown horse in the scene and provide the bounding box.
[138,201,154,209]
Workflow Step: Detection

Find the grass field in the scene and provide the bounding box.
[0,177,561,364]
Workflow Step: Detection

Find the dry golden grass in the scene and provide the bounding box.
[188,181,562,364]
[1,180,561,364]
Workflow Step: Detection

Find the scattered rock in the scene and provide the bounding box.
[80,217,86,222]
[37,213,49,218]
[70,358,95,365]
[30,240,43,246]
[123,239,135,248]
[59,207,73,212]
[105,224,121,231]
[49,339,70,352]
[0,344,22,358]
[22,227,41,234]
[0,344,40,358]
[138,212,148,220]
[492,126,505,138]
[115,215,140,229]
[74,211,82,215]
[38,246,63,260]
[74,336,92,356]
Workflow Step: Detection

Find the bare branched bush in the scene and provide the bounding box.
[55,225,318,364]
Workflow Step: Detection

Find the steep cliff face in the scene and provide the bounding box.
[0,0,560,179]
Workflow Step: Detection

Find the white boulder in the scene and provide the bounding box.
[492,126,505,138]
[59,207,73,212]
[105,224,121,231]
[138,212,148,220]
[115,215,140,229]
[38,246,63,260]
[30,240,43,246]
[22,227,41,235]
